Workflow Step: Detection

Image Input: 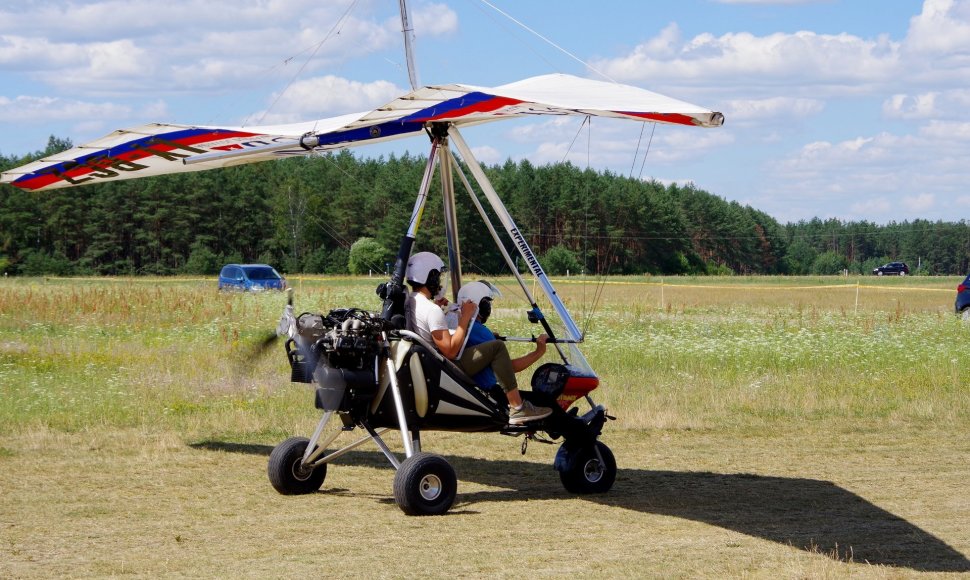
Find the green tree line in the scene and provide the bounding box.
[2,136,969,276]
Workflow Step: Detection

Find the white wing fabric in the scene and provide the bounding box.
[1,74,723,192]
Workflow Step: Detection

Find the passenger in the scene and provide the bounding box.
[404,252,553,424]
[456,281,549,390]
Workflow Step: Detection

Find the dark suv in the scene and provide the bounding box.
[956,274,970,320]
[872,261,909,276]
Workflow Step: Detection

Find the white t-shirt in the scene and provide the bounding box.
[406,292,449,345]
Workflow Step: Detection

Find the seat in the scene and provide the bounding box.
[396,330,478,386]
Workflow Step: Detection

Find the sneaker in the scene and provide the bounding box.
[508,400,553,425]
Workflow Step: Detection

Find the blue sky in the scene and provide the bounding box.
[1,0,968,224]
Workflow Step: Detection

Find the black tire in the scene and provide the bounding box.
[559,441,616,494]
[392,452,457,516]
[268,437,327,495]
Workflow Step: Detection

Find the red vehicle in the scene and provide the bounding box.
[956,273,970,320]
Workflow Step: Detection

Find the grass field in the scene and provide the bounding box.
[1,275,968,578]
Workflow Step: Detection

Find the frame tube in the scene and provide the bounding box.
[448,127,584,342]
[383,332,414,458]
[439,142,463,300]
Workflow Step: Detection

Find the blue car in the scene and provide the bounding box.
[218,264,286,291]
[956,273,970,320]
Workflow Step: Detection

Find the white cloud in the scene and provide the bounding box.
[946,88,970,106]
[918,119,970,140]
[849,198,892,215]
[0,95,172,149]
[411,3,459,36]
[250,75,403,124]
[645,177,695,188]
[904,0,970,54]
[0,1,457,97]
[902,193,936,211]
[591,24,901,95]
[591,0,970,99]
[0,35,92,69]
[725,97,824,123]
[0,1,351,44]
[762,126,970,221]
[882,93,939,119]
[0,95,132,123]
[470,145,502,164]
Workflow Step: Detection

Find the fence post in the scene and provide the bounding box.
[855,281,860,315]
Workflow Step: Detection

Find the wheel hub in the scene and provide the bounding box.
[419,474,443,500]
[291,461,313,482]
[583,459,603,483]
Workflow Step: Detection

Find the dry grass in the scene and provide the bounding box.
[1,424,967,578]
[0,276,968,577]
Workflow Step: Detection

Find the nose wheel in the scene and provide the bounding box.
[557,441,616,494]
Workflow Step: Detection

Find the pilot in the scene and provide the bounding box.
[404,252,552,424]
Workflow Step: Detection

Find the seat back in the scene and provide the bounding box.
[397,330,477,385]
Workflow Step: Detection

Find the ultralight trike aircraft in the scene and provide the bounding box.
[1,17,723,516]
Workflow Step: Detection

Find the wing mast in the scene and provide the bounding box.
[398,0,419,90]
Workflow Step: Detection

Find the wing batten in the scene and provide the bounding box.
[7,128,262,191]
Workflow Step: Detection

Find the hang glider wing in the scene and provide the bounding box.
[1,74,723,192]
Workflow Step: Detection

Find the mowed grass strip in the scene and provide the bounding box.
[1,426,967,578]
[0,276,968,577]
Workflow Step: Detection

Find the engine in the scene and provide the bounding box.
[286,308,387,413]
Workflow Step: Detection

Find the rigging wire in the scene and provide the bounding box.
[637,123,657,181]
[555,113,610,339]
[561,116,590,164]
[588,255,613,325]
[630,123,647,179]
[475,0,617,83]
[249,0,361,126]
[281,151,392,276]
[583,246,615,340]
[466,1,560,72]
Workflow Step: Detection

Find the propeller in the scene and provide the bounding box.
[235,288,303,378]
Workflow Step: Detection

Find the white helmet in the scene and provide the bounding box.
[457,280,501,305]
[406,252,444,285]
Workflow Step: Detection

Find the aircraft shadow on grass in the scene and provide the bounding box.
[191,441,969,573]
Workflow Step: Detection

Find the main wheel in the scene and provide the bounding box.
[558,441,616,494]
[268,437,327,495]
[962,308,970,321]
[393,452,457,516]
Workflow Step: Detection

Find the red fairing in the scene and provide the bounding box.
[556,376,599,410]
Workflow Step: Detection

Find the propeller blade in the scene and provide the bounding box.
[234,289,297,380]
